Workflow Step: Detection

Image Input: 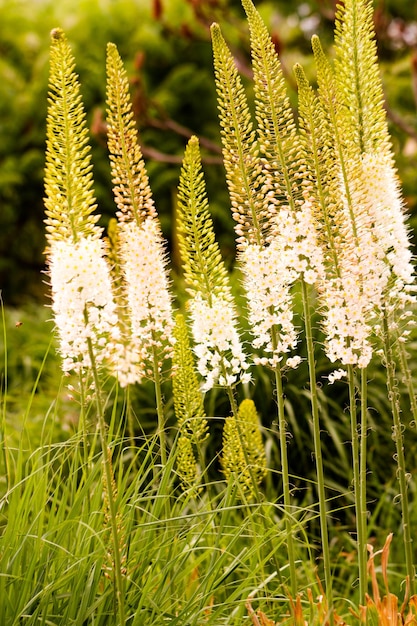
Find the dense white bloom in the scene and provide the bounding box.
[320,274,376,368]
[242,196,324,368]
[116,217,174,382]
[48,236,119,374]
[189,293,251,392]
[360,153,415,294]
[320,152,415,369]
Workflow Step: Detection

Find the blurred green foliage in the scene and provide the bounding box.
[0,0,416,305]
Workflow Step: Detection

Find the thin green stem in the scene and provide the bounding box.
[382,310,415,595]
[85,326,126,626]
[0,297,10,492]
[273,353,297,597]
[152,345,167,467]
[397,339,417,427]
[347,364,367,608]
[359,367,368,601]
[125,384,136,453]
[301,280,334,623]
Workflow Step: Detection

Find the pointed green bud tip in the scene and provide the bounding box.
[293,63,307,87]
[241,0,254,15]
[50,28,64,41]
[210,22,222,43]
[311,34,323,55]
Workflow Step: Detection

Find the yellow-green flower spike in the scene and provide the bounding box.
[210,23,265,248]
[221,398,266,498]
[242,0,306,213]
[176,434,199,492]
[172,313,208,444]
[44,28,100,246]
[106,42,157,226]
[177,136,231,303]
[334,0,391,157]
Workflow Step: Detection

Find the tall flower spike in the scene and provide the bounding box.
[173,314,208,490]
[210,23,266,248]
[106,42,156,225]
[221,398,266,498]
[177,136,251,391]
[115,217,174,382]
[310,6,415,367]
[44,28,101,245]
[333,0,415,303]
[294,62,374,369]
[45,30,119,378]
[241,0,306,218]
[172,313,208,445]
[106,43,174,384]
[334,0,390,158]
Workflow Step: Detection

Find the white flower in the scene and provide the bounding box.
[189,293,250,391]
[242,195,324,369]
[319,152,416,369]
[48,236,119,374]
[116,217,174,383]
[360,153,414,290]
[328,369,347,384]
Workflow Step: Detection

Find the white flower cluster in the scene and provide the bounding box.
[48,236,119,374]
[328,368,347,385]
[322,276,375,368]
[360,153,415,299]
[320,152,415,369]
[189,293,251,392]
[242,197,323,368]
[117,217,174,381]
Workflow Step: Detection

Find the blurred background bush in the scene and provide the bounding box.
[0,0,416,306]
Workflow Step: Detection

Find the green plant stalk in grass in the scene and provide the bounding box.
[302,282,334,622]
[210,19,300,596]
[347,365,368,607]
[85,322,126,625]
[382,311,415,596]
[0,297,10,493]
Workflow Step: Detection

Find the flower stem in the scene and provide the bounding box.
[301,280,334,623]
[397,338,417,427]
[152,345,167,466]
[273,351,297,597]
[382,310,415,595]
[85,329,126,626]
[347,364,367,608]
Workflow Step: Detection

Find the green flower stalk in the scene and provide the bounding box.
[106,43,175,463]
[295,0,416,604]
[106,43,156,226]
[172,313,209,488]
[221,399,266,499]
[45,29,120,380]
[332,2,416,600]
[44,29,126,624]
[177,136,251,392]
[45,29,100,245]
[212,7,328,602]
